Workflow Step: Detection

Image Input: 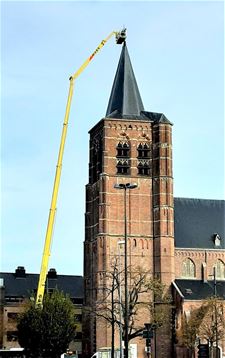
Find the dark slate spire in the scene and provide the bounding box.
[106,43,145,119]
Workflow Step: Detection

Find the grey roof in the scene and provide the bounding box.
[174,198,225,249]
[140,111,172,124]
[105,43,172,124]
[106,43,144,119]
[0,268,83,300]
[174,279,225,300]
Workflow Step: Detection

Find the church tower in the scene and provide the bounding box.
[83,43,175,357]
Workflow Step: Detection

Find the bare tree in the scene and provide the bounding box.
[87,261,171,356]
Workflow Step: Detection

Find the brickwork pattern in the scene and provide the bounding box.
[84,117,175,357]
[175,249,225,280]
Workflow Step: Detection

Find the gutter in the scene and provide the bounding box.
[172,281,184,298]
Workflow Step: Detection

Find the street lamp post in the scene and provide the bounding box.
[118,240,125,358]
[213,266,219,358]
[209,266,219,358]
[114,183,138,358]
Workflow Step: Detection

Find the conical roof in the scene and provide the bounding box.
[106,43,145,119]
[105,42,172,125]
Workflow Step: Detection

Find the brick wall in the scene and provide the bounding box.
[84,117,175,357]
[175,249,225,280]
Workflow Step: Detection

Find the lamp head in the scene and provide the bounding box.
[114,183,138,190]
[126,183,138,189]
[114,183,125,189]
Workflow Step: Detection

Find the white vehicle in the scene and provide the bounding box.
[91,344,137,358]
[91,348,120,358]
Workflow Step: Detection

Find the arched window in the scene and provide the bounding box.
[116,160,130,175]
[215,260,225,279]
[137,143,150,176]
[182,258,196,278]
[116,142,130,158]
[137,161,150,176]
[116,142,130,175]
[137,143,150,158]
[91,138,102,183]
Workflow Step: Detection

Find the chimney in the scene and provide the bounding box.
[47,268,57,279]
[15,266,26,278]
[0,278,5,305]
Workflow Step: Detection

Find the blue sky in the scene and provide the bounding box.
[1,1,224,275]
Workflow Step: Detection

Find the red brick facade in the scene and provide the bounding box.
[175,249,225,280]
[84,115,225,358]
[84,117,175,357]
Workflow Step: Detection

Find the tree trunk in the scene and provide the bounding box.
[111,286,115,358]
[209,344,213,358]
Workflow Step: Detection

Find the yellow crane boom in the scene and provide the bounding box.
[35,29,126,308]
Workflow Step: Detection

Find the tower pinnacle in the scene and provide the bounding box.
[106,43,144,119]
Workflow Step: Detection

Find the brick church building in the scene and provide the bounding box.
[83,43,225,357]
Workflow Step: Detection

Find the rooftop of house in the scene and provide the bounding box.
[0,267,83,302]
[174,279,225,300]
[174,197,225,250]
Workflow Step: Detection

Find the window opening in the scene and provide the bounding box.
[7,331,18,342]
[137,143,150,176]
[116,142,130,174]
[182,258,196,278]
[117,160,130,175]
[74,314,82,322]
[137,143,150,159]
[91,138,103,184]
[216,260,225,279]
[116,142,130,158]
[138,161,150,176]
[75,332,82,339]
[7,312,18,322]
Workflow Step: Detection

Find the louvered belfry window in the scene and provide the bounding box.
[116,142,130,175]
[137,143,150,176]
[90,137,103,184]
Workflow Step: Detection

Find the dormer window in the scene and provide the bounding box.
[213,233,221,247]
